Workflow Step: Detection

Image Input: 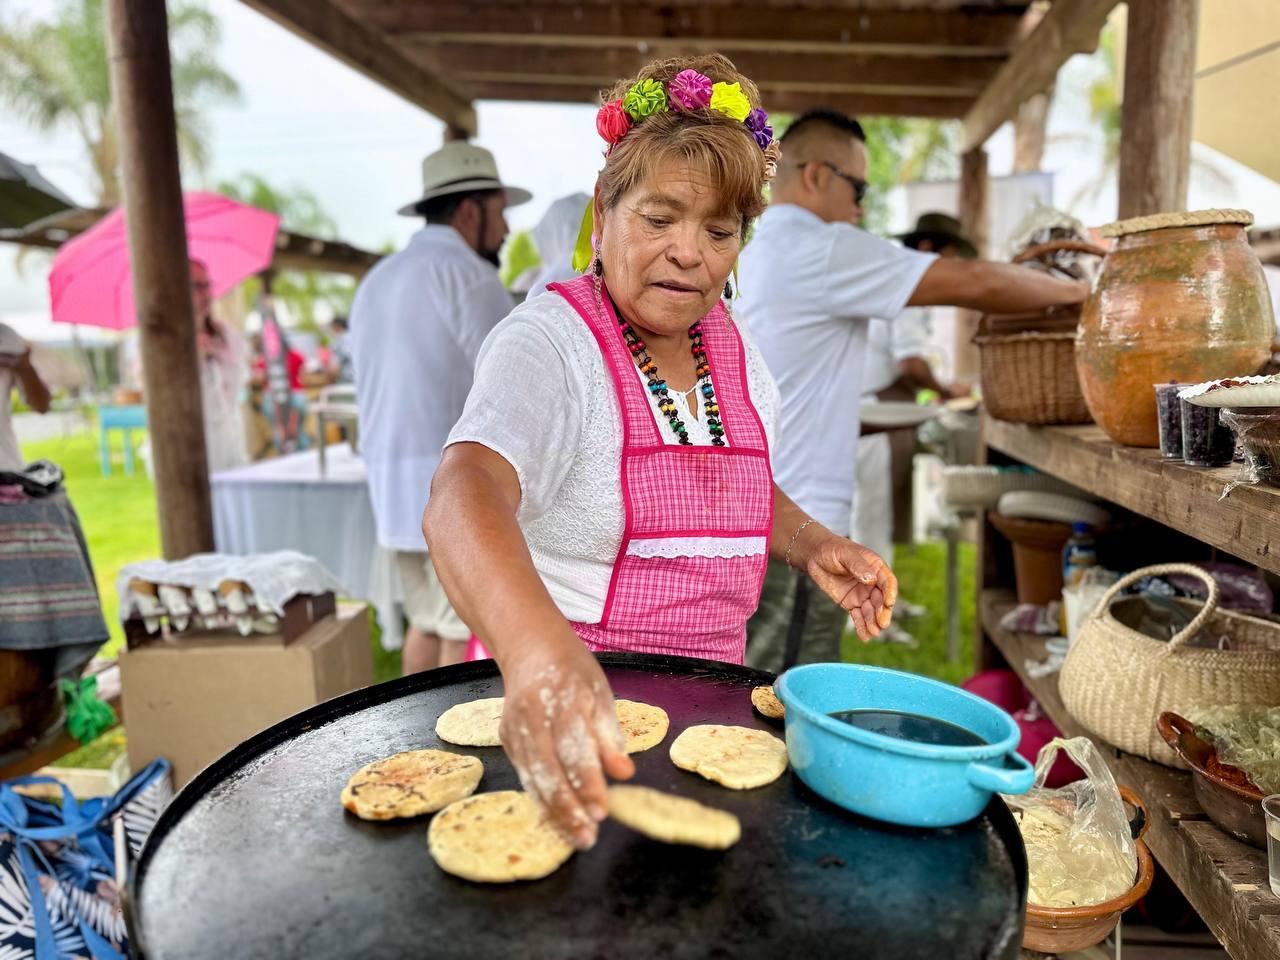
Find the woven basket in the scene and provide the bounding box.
[1060,564,1280,768]
[974,329,1093,425]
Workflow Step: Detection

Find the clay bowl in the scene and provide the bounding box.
[1022,786,1155,954]
[988,513,1072,605]
[1157,711,1267,848]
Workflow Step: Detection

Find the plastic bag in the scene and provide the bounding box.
[1218,408,1280,498]
[1004,737,1136,908]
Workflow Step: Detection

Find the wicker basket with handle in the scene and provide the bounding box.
[1059,563,1280,768]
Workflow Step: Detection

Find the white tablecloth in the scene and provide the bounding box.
[211,444,404,649]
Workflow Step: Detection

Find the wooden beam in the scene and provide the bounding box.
[960,0,1119,151]
[236,0,476,135]
[106,0,214,559]
[1118,0,1198,218]
[954,146,989,383]
[1,209,382,278]
[461,81,973,119]
[409,44,1001,95]
[337,2,1029,58]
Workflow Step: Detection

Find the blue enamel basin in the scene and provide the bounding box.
[774,663,1034,828]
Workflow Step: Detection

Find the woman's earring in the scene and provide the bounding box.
[592,253,604,277]
[723,279,733,300]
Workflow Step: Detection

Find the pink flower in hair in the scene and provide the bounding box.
[596,100,632,145]
[667,70,713,112]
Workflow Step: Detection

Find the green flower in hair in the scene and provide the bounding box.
[624,79,669,121]
[710,81,751,122]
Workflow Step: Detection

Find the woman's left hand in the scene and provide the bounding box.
[804,534,898,641]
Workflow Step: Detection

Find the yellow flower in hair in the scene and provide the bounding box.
[710,82,751,122]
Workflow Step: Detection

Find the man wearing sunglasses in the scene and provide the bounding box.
[738,108,1089,675]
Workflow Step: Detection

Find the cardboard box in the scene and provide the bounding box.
[120,602,373,787]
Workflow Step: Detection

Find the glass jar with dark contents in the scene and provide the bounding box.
[1153,383,1183,459]
[1180,398,1235,467]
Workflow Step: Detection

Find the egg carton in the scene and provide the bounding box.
[123,579,335,646]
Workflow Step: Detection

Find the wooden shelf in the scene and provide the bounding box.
[980,590,1280,960]
[981,418,1280,578]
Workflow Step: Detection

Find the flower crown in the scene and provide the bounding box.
[596,69,779,175]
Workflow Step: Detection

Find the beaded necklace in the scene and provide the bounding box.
[610,295,725,446]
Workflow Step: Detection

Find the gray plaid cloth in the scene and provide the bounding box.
[0,490,108,677]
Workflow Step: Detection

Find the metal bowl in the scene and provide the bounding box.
[775,663,1035,828]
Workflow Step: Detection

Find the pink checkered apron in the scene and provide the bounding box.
[564,275,776,661]
[465,275,773,664]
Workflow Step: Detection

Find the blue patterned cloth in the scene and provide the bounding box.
[0,760,171,959]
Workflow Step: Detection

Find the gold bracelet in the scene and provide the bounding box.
[784,519,817,569]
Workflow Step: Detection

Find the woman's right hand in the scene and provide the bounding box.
[499,632,636,849]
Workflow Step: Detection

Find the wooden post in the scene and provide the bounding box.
[1117,0,1199,218]
[1013,87,1053,174]
[106,0,214,558]
[954,146,989,384]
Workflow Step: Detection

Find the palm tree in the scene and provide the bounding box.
[216,172,356,329]
[0,0,239,206]
[1062,24,1230,210]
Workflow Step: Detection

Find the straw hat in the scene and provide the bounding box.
[895,212,977,259]
[397,142,532,216]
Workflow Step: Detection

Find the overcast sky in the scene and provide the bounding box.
[4,0,1278,335]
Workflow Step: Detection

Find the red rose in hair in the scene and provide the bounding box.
[596,100,632,145]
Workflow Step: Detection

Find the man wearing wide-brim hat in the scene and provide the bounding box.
[893,211,978,261]
[351,142,531,674]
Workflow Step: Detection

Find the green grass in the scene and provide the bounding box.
[842,541,977,687]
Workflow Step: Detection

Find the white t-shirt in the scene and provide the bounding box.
[446,292,779,624]
[863,307,933,397]
[0,324,28,472]
[737,204,935,536]
[351,226,514,551]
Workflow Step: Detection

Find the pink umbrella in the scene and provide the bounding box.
[49,191,280,330]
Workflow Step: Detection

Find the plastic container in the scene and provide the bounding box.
[1062,523,1098,585]
[774,663,1035,828]
[1061,523,1099,634]
[1153,383,1183,459]
[1179,398,1234,467]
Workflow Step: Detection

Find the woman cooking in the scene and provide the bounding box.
[424,55,897,850]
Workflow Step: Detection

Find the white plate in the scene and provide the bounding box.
[859,401,943,428]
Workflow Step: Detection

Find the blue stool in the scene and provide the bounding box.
[98,404,147,476]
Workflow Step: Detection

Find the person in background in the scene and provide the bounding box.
[525,192,593,299]
[737,108,1089,674]
[854,213,977,645]
[351,141,529,675]
[328,315,353,384]
[191,260,250,473]
[0,323,51,472]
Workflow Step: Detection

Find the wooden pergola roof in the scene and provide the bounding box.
[239,0,1118,149]
[0,207,381,277]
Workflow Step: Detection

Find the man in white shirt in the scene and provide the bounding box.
[855,214,977,644]
[351,142,530,673]
[738,109,1088,673]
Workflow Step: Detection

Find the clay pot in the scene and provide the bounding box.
[1022,787,1154,954]
[988,513,1072,605]
[1077,211,1274,447]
